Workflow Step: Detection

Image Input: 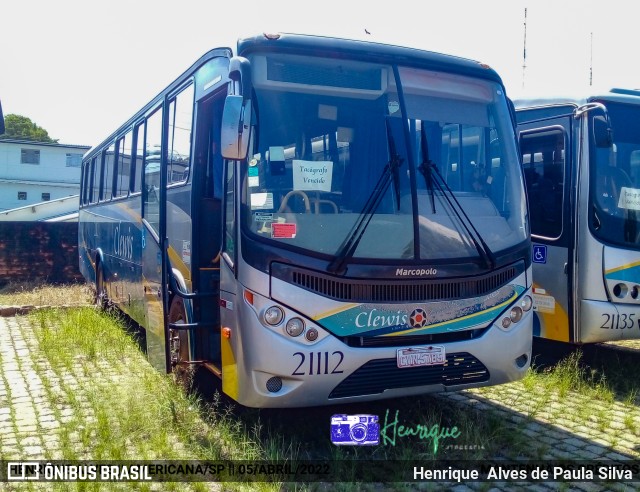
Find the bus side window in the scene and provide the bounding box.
[519,127,565,238]
[92,155,101,204]
[102,144,116,201]
[132,122,145,194]
[144,107,163,233]
[167,84,194,185]
[115,130,133,198]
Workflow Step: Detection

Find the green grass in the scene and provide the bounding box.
[25,307,277,491]
[522,350,615,402]
[0,281,93,307]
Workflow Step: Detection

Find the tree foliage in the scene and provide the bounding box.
[1,114,57,142]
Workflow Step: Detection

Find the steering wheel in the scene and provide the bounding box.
[277,190,311,213]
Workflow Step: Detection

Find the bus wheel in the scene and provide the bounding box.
[95,265,107,309]
[168,296,192,388]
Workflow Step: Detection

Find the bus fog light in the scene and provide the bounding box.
[264,306,284,326]
[501,317,512,329]
[515,353,529,368]
[613,283,628,299]
[285,318,305,337]
[305,328,318,341]
[630,285,639,300]
[510,306,523,323]
[266,377,282,393]
[520,295,533,312]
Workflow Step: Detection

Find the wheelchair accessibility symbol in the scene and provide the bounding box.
[533,245,547,264]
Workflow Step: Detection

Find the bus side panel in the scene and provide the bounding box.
[579,246,640,342]
[166,186,192,289]
[78,208,97,286]
[143,227,168,372]
[106,201,145,325]
[219,260,239,400]
[531,243,571,342]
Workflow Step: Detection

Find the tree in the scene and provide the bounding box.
[0,114,57,142]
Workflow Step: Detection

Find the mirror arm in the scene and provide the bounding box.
[228,57,252,100]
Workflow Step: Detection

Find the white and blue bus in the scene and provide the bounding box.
[516,89,640,343]
[79,33,533,408]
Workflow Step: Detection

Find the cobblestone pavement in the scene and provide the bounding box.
[439,340,640,491]
[1,311,639,491]
[603,339,640,352]
[0,312,221,491]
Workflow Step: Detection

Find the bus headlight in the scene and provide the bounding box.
[613,283,628,299]
[500,298,529,330]
[285,318,305,337]
[510,306,523,323]
[264,306,284,326]
[520,295,533,312]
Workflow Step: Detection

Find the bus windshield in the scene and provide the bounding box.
[244,53,527,264]
[590,101,640,249]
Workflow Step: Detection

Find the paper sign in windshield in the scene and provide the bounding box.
[618,187,640,211]
[250,192,273,210]
[272,222,296,239]
[293,160,333,192]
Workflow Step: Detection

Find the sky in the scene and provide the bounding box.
[1,0,638,146]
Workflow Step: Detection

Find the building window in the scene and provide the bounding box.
[42,193,51,201]
[21,149,40,165]
[18,192,27,200]
[66,153,83,167]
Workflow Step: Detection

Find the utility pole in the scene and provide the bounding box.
[522,8,528,89]
[590,32,593,86]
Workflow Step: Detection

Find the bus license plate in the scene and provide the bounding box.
[396,346,446,368]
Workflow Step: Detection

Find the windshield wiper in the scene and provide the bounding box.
[327,119,404,275]
[418,126,496,269]
[417,125,437,213]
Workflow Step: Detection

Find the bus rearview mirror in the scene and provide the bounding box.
[593,115,613,148]
[221,96,252,160]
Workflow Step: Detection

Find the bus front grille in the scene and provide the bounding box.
[328,352,489,399]
[340,327,489,348]
[272,262,522,303]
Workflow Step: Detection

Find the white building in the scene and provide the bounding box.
[0,138,90,213]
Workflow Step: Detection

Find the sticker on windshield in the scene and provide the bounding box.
[272,222,296,239]
[250,192,274,210]
[248,166,260,187]
[254,212,273,222]
[618,187,640,211]
[293,160,333,192]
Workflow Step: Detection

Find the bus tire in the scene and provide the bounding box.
[95,264,107,309]
[168,296,192,385]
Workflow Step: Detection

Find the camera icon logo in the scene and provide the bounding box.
[330,414,379,446]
